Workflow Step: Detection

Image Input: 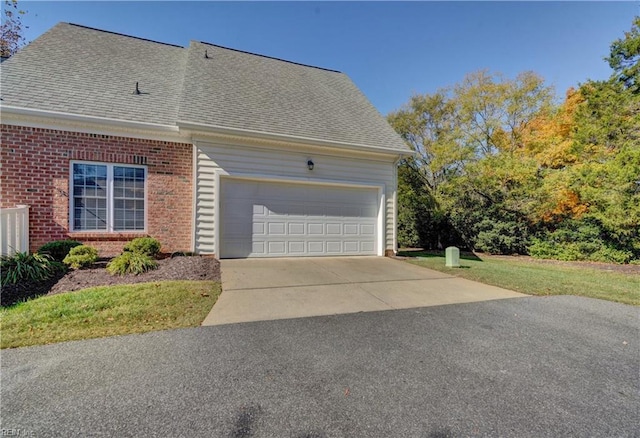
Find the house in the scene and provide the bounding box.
[0,23,410,258]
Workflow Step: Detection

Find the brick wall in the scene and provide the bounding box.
[1,124,193,256]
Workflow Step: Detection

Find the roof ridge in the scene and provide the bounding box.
[65,22,184,49]
[197,41,342,74]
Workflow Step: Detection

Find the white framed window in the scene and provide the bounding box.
[70,161,147,232]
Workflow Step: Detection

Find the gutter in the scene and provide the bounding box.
[0,105,180,134]
[178,120,411,156]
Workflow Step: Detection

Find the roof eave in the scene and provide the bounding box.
[177,120,412,156]
[0,105,180,134]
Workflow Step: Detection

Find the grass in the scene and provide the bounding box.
[0,281,221,349]
[401,251,640,306]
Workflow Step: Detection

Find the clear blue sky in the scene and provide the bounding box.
[17,1,639,115]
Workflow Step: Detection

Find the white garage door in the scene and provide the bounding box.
[220,179,378,258]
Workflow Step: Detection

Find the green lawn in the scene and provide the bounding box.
[401,252,640,306]
[0,281,221,349]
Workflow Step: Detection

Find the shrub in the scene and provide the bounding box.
[1,252,57,286]
[528,220,635,264]
[37,240,82,262]
[107,252,158,276]
[123,237,161,258]
[63,245,99,269]
[473,219,530,255]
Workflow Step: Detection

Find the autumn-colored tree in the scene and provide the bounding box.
[1,0,27,58]
[454,70,553,156]
[388,71,552,252]
[521,16,639,262]
[390,17,639,262]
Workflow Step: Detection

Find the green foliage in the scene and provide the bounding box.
[1,252,57,286]
[389,18,640,263]
[170,251,196,258]
[606,16,640,93]
[123,237,161,258]
[107,252,158,276]
[528,221,635,264]
[37,240,83,262]
[63,245,99,269]
[475,219,530,255]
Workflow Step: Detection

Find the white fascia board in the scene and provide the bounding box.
[0,105,185,142]
[178,120,413,157]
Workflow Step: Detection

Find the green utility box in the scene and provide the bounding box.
[445,246,460,268]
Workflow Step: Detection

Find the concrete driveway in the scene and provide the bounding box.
[203,256,524,325]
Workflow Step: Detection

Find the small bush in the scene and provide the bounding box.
[107,252,158,276]
[123,237,161,258]
[1,252,57,286]
[473,219,530,255]
[37,240,83,262]
[170,251,195,258]
[63,245,99,269]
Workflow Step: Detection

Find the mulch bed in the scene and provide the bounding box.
[1,255,221,307]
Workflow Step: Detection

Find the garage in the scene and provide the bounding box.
[219,179,379,258]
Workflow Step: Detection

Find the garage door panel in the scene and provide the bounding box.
[361,242,375,252]
[361,224,375,235]
[308,223,324,235]
[220,179,378,258]
[252,242,265,254]
[268,241,286,254]
[267,222,286,235]
[344,241,359,252]
[288,223,305,234]
[288,241,305,253]
[326,241,342,253]
[308,241,325,253]
[344,224,358,234]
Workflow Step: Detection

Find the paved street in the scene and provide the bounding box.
[2,296,638,437]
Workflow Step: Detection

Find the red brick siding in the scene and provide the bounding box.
[1,125,193,256]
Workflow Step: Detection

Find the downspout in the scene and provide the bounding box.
[190,143,198,254]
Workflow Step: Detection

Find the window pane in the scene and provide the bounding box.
[113,166,145,231]
[72,164,107,231]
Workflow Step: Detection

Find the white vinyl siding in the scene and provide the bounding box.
[71,161,146,232]
[194,141,397,256]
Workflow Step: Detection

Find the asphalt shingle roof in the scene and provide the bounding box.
[1,23,409,152]
[1,23,186,126]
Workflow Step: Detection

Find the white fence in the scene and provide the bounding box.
[0,205,30,256]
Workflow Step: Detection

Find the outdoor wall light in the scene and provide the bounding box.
[307,159,314,171]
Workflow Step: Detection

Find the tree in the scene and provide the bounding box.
[529,16,640,263]
[1,0,27,58]
[389,17,639,261]
[454,70,553,156]
[606,16,640,93]
[388,71,552,252]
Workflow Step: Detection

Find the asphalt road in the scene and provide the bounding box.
[1,296,638,437]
